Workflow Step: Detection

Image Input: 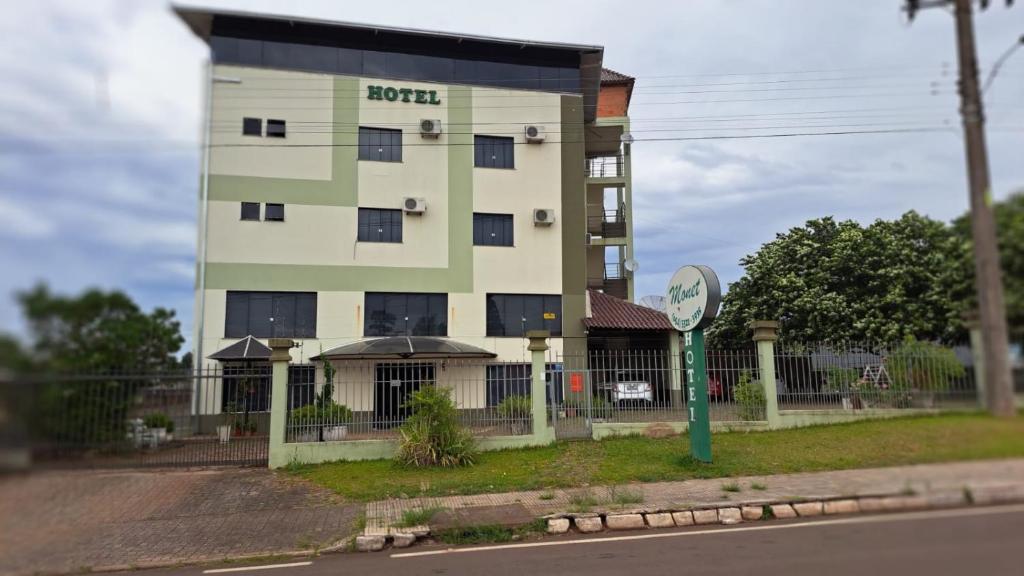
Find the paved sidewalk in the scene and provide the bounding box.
[364,458,1024,535]
[0,468,361,576]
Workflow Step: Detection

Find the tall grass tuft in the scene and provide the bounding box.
[396,385,478,468]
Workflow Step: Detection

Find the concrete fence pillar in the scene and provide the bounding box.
[750,321,781,429]
[962,310,986,409]
[268,338,296,468]
[527,330,555,442]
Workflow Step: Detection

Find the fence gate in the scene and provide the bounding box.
[12,368,271,469]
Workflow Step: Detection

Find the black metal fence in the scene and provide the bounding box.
[5,367,270,468]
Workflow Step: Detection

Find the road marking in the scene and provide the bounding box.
[202,561,313,573]
[390,503,1024,559]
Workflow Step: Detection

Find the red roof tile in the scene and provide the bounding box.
[600,68,635,84]
[584,289,676,331]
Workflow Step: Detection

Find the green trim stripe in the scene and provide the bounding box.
[205,81,476,294]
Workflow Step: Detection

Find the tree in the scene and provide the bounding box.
[952,191,1024,345]
[0,334,34,373]
[16,283,185,372]
[708,212,968,347]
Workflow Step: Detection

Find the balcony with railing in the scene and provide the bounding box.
[587,208,627,239]
[585,154,624,179]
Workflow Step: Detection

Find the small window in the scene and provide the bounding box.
[473,213,514,246]
[240,202,260,221]
[357,208,402,242]
[266,119,286,138]
[242,117,262,136]
[358,127,403,162]
[265,203,285,222]
[474,135,514,169]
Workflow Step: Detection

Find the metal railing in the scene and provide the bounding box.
[585,154,624,178]
[774,341,977,410]
[587,209,627,238]
[284,358,536,443]
[9,367,272,468]
[552,348,764,438]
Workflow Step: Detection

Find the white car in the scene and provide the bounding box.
[607,371,653,404]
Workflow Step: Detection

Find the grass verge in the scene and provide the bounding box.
[432,519,547,545]
[287,412,1024,502]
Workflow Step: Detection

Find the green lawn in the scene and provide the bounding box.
[286,412,1024,502]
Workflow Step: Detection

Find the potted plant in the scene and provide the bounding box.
[217,402,235,443]
[320,403,353,441]
[824,367,860,410]
[497,394,531,435]
[289,403,352,442]
[887,340,964,409]
[143,412,175,444]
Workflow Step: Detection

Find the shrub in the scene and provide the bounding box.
[497,395,531,419]
[887,339,965,393]
[143,412,174,433]
[823,367,860,394]
[290,403,353,427]
[734,371,766,421]
[396,385,477,468]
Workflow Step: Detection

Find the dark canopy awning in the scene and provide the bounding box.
[207,335,272,361]
[311,337,497,360]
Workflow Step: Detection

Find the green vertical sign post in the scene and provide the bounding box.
[683,329,712,462]
[667,265,721,464]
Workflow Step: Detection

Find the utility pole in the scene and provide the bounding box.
[905,0,1016,417]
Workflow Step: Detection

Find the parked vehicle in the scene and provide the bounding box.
[605,371,653,405]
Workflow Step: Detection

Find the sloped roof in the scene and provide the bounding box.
[207,335,271,361]
[311,337,497,360]
[584,290,676,331]
[600,67,635,84]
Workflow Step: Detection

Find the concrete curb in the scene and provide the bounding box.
[354,482,1024,552]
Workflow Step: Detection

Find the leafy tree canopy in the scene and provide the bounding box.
[708,208,983,347]
[13,283,185,372]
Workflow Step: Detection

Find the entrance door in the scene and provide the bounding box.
[374,363,435,427]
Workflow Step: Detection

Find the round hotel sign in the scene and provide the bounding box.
[666,265,721,332]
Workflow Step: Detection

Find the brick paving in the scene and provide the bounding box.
[0,468,361,576]
[364,458,1024,535]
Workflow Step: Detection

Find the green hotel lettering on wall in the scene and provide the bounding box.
[666,265,722,463]
[367,85,442,105]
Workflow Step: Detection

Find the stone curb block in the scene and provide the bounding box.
[672,511,695,526]
[717,507,743,525]
[547,518,570,534]
[645,513,675,528]
[391,533,417,548]
[692,509,719,525]
[355,535,385,552]
[575,517,604,533]
[741,506,763,521]
[792,501,824,517]
[770,504,798,519]
[606,513,645,530]
[823,499,860,515]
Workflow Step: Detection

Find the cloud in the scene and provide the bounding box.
[0,197,56,239]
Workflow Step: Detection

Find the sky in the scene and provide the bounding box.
[1,0,1022,351]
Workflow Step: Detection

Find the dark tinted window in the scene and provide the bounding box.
[364,292,447,336]
[485,294,562,337]
[475,135,514,169]
[208,35,584,96]
[358,127,403,162]
[221,363,271,412]
[266,119,286,138]
[288,365,316,409]
[242,117,262,136]
[473,213,514,246]
[241,202,260,221]
[225,291,317,338]
[265,203,284,221]
[486,363,564,406]
[357,208,402,242]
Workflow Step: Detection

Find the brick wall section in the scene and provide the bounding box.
[597,85,629,118]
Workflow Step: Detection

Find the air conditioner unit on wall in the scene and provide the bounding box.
[533,208,556,226]
[420,119,442,138]
[524,125,546,143]
[403,197,426,213]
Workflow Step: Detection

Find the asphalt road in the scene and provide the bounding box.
[169,504,1024,576]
